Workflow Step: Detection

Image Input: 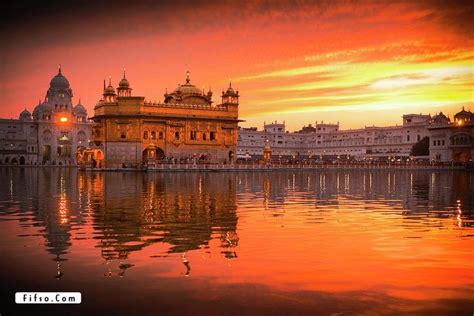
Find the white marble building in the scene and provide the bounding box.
[237,114,431,160]
[0,67,92,165]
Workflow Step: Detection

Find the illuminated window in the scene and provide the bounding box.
[60,117,68,123]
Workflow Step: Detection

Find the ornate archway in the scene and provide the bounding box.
[143,144,165,161]
[42,145,51,164]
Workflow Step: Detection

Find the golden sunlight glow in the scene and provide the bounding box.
[60,117,68,123]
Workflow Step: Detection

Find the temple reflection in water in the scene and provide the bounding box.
[89,172,239,260]
[1,168,473,314]
[1,169,474,261]
[0,169,472,268]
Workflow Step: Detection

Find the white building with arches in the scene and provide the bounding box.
[237,114,432,160]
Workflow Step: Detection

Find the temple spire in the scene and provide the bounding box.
[108,76,112,86]
[123,68,126,79]
[186,70,190,84]
[58,64,62,74]
[103,79,106,90]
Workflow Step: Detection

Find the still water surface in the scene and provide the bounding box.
[0,168,473,315]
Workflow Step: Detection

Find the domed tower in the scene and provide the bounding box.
[19,108,32,121]
[221,81,239,106]
[164,70,211,106]
[33,99,54,121]
[73,99,88,123]
[117,69,132,97]
[206,88,213,100]
[431,112,450,125]
[103,78,117,103]
[454,107,473,126]
[46,65,73,112]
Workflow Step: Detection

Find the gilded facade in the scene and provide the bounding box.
[91,71,240,167]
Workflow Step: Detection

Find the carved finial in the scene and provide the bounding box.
[78,98,81,104]
[229,79,232,88]
[108,76,112,86]
[123,68,126,79]
[186,70,190,84]
[103,79,106,90]
[58,64,62,74]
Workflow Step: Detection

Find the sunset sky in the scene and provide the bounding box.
[0,0,473,130]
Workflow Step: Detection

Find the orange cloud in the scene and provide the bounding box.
[0,1,472,130]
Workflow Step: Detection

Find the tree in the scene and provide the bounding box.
[410,136,430,156]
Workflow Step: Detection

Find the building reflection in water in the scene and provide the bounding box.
[0,168,472,279]
[74,172,239,277]
[234,171,473,225]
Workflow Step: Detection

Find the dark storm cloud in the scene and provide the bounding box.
[0,0,344,58]
[0,0,472,58]
[418,0,474,36]
[0,0,217,46]
[2,0,472,36]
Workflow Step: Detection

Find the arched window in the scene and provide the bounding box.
[77,131,87,142]
[42,130,52,142]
